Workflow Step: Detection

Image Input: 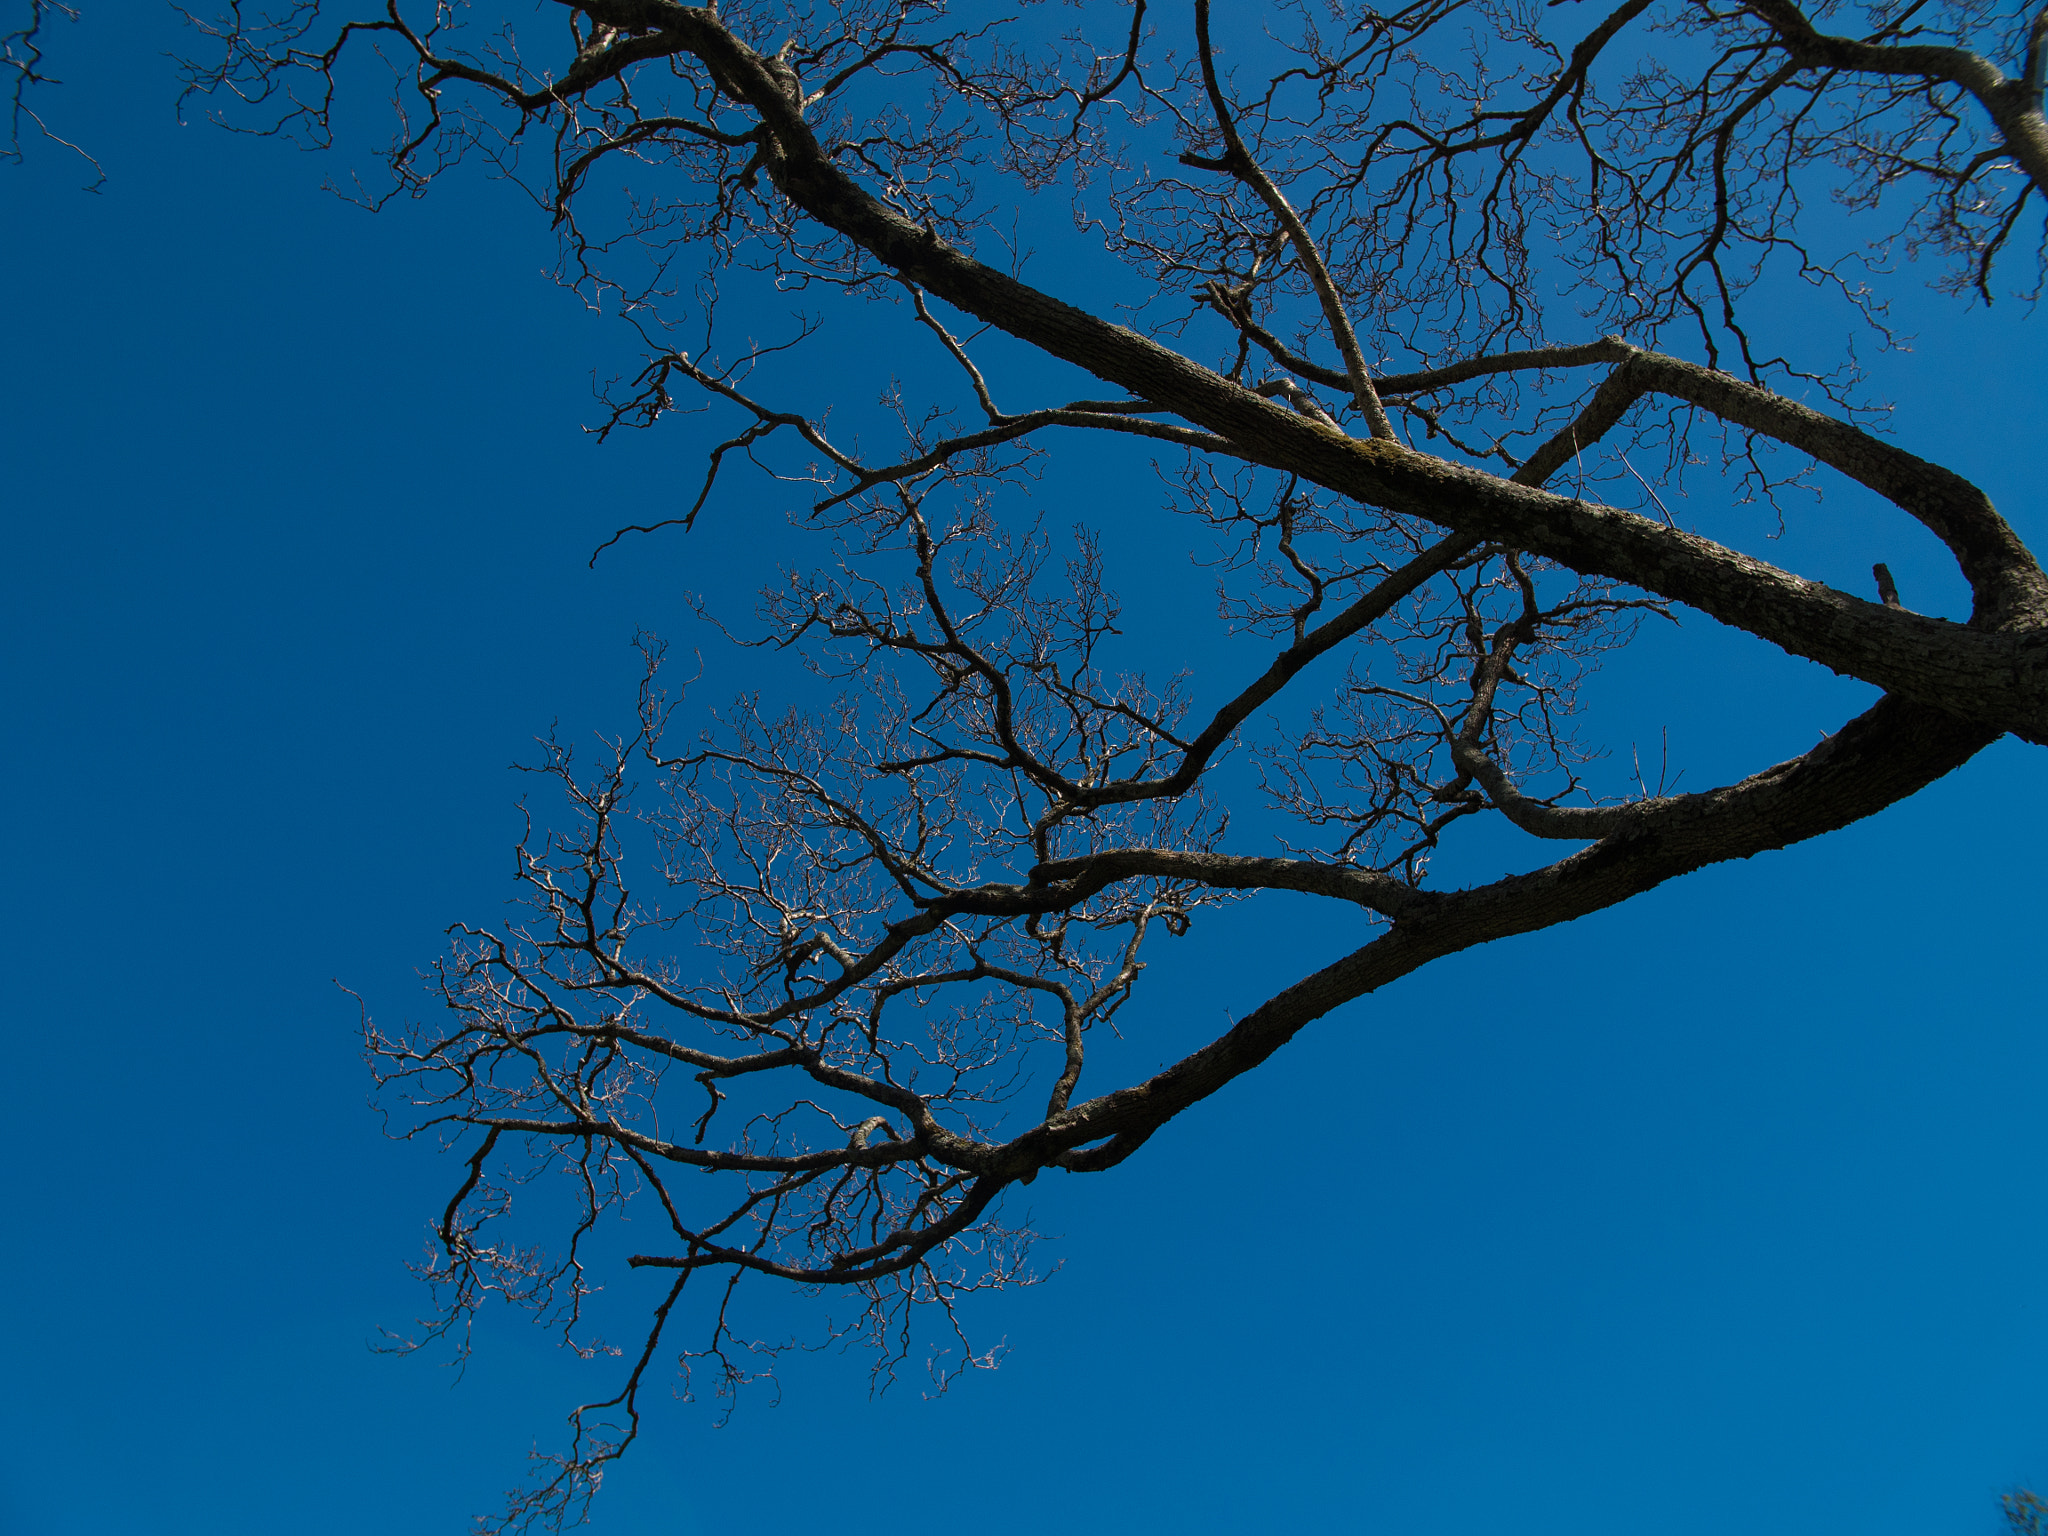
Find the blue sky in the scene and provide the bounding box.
[3,6,2046,1535]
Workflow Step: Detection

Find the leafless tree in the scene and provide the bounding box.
[34,0,2048,1524]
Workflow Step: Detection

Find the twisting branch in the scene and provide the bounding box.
[3,0,100,184]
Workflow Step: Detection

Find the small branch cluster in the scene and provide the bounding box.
[4,0,100,182]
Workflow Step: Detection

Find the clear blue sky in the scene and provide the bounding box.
[3,7,2045,1535]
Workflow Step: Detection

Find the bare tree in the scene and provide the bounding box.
[35,0,2043,1524]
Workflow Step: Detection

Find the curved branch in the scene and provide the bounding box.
[1188,0,1395,438]
[1743,0,2048,194]
[1028,692,1993,1172]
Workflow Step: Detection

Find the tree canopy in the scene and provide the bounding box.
[17,0,2045,1526]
